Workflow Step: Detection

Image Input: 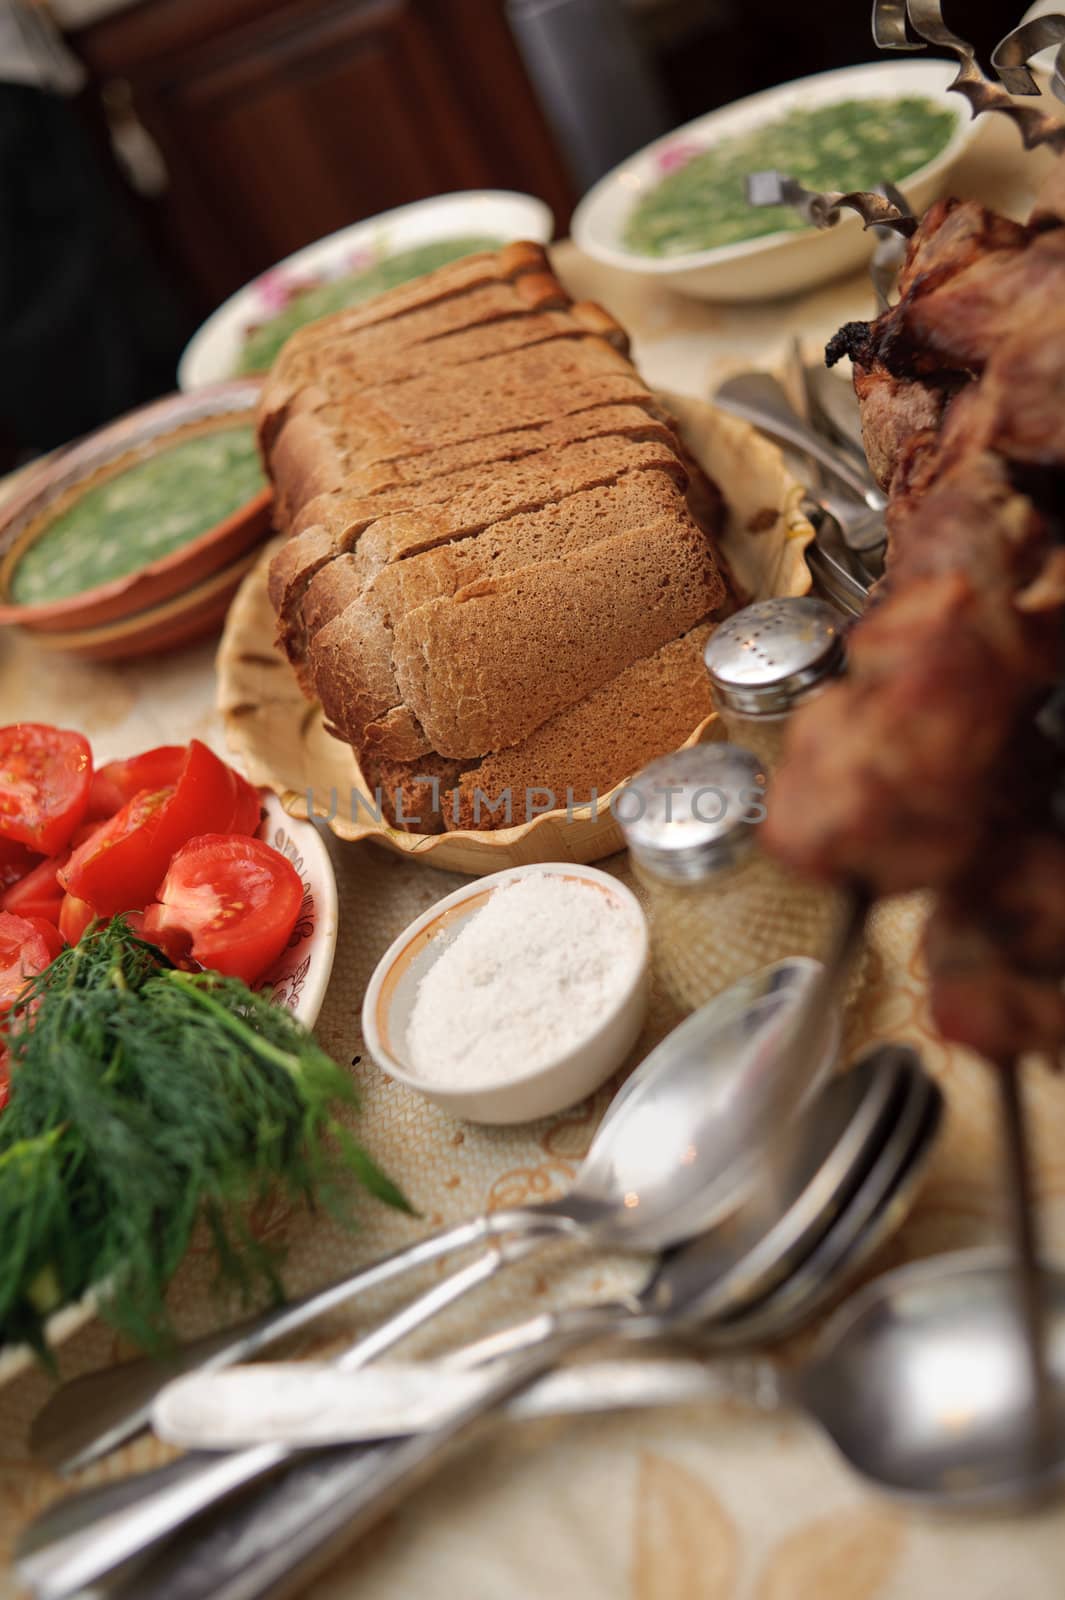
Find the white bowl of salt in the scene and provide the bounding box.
[362,864,650,1124]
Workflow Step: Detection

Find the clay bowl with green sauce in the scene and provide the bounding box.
[572,60,979,302]
[0,381,272,642]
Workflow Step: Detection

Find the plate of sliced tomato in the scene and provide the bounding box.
[0,725,338,1059]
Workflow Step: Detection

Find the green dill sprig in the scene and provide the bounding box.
[0,920,410,1359]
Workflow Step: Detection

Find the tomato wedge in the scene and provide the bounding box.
[0,724,92,855]
[59,740,238,916]
[3,851,68,923]
[143,835,304,984]
[87,746,187,821]
[0,911,59,1016]
[58,893,95,946]
[0,837,39,894]
[229,772,263,837]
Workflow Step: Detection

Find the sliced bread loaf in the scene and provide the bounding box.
[258,242,731,835]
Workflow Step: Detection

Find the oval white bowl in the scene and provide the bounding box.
[179,190,555,390]
[362,864,650,1125]
[0,792,338,1387]
[572,59,978,302]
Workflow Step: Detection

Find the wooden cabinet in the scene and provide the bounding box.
[70,0,575,315]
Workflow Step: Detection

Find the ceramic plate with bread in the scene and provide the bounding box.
[219,242,814,871]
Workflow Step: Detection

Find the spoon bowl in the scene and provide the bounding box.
[568,956,839,1247]
[797,1251,1065,1507]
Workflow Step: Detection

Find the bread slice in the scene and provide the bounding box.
[296,401,677,503]
[449,625,715,829]
[268,303,631,480]
[359,625,715,833]
[267,333,642,502]
[389,513,724,758]
[269,426,685,669]
[308,467,701,752]
[293,302,631,400]
[259,243,567,448]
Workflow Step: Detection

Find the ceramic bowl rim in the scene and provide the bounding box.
[0,383,268,629]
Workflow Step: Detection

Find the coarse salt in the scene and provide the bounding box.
[406,874,642,1087]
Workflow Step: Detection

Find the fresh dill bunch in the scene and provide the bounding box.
[0,919,410,1358]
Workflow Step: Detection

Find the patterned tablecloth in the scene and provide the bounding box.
[2,111,1064,1600]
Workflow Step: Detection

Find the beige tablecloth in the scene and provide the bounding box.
[2,112,1065,1600]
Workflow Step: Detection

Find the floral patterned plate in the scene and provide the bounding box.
[0,791,338,1385]
[253,791,339,1025]
[177,190,553,390]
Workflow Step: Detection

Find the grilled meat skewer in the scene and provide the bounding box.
[764,160,1065,1056]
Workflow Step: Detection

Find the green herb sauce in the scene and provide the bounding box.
[11,426,264,606]
[238,235,506,373]
[624,96,957,257]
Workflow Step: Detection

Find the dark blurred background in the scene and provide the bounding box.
[0,0,1028,461]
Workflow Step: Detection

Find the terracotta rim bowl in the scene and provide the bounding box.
[0,381,271,633]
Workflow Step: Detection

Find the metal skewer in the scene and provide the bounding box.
[873,0,1065,151]
[992,16,1065,104]
[997,1059,1054,1483]
[743,175,914,310]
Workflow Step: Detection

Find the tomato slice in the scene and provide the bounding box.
[0,911,58,1016]
[0,837,39,894]
[229,772,263,837]
[143,834,304,984]
[0,724,92,855]
[2,851,68,923]
[59,740,238,916]
[58,893,95,946]
[25,916,63,960]
[87,746,187,821]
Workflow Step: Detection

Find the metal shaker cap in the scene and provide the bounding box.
[619,743,764,884]
[704,598,844,716]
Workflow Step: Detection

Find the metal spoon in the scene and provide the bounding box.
[144,1251,1065,1519]
[14,1045,911,1600]
[713,372,887,552]
[803,504,874,617]
[32,955,837,1478]
[149,1049,944,1451]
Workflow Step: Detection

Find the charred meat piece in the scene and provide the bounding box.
[766,161,1065,1056]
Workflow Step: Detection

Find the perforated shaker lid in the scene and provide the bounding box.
[704,598,845,716]
[618,743,764,884]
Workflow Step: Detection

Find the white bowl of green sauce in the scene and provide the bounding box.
[178,190,554,390]
[572,60,979,302]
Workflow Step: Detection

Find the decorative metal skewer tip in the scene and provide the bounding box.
[871,0,1065,149]
[744,172,916,236]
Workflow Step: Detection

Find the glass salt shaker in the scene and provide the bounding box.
[703,597,845,771]
[618,742,851,1015]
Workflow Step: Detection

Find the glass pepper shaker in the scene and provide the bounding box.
[618,742,851,1015]
[703,597,845,771]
